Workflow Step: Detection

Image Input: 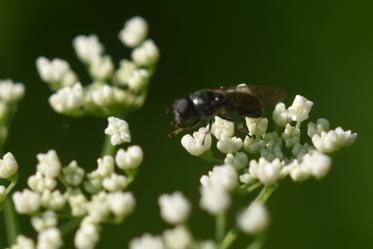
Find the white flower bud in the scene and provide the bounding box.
[96,155,115,177]
[132,40,159,66]
[36,150,61,178]
[68,193,88,217]
[249,158,283,186]
[238,202,270,235]
[239,173,256,185]
[282,124,300,148]
[128,69,150,92]
[0,152,18,179]
[130,234,164,249]
[200,165,238,192]
[28,172,57,192]
[36,57,77,88]
[12,190,41,214]
[115,145,143,170]
[224,152,248,170]
[245,117,268,137]
[211,116,234,139]
[288,95,313,122]
[286,160,310,182]
[37,227,62,249]
[217,137,243,154]
[159,192,191,225]
[102,173,128,192]
[307,118,329,137]
[49,83,84,114]
[311,127,357,153]
[272,102,291,127]
[31,211,58,232]
[115,60,137,86]
[244,136,265,154]
[119,16,148,48]
[75,223,100,249]
[41,190,66,211]
[73,35,104,64]
[107,191,136,219]
[302,150,331,179]
[62,161,85,186]
[0,80,25,102]
[163,226,191,249]
[11,235,35,249]
[200,186,231,215]
[89,56,114,81]
[181,127,211,156]
[105,117,131,146]
[90,84,116,107]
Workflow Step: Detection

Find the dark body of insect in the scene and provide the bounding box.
[170,84,287,136]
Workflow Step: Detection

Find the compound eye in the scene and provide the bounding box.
[173,98,194,122]
[175,98,189,114]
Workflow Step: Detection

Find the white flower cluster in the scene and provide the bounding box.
[36,16,159,117]
[0,80,25,145]
[178,91,357,240]
[10,117,143,249]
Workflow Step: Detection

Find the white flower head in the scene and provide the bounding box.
[311,127,357,153]
[115,145,143,170]
[200,186,231,215]
[89,55,114,81]
[238,202,270,235]
[130,234,164,249]
[10,235,35,249]
[31,211,58,232]
[49,83,84,114]
[245,117,268,137]
[200,164,238,192]
[105,117,131,146]
[224,152,248,170]
[0,80,25,102]
[163,226,191,249]
[75,223,100,249]
[36,150,61,178]
[132,39,159,66]
[217,136,243,154]
[37,227,63,249]
[73,35,104,64]
[36,57,77,89]
[211,116,234,140]
[272,102,291,127]
[107,191,136,219]
[159,192,191,224]
[0,152,18,179]
[119,16,148,48]
[288,95,313,122]
[12,189,41,214]
[181,127,211,156]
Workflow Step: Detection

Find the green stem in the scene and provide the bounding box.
[254,185,277,203]
[3,173,19,246]
[246,234,266,249]
[101,135,116,156]
[220,227,239,249]
[216,213,226,242]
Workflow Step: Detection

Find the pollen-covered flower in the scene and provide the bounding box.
[0,152,18,179]
[181,127,211,156]
[119,16,148,48]
[159,192,191,225]
[105,117,131,146]
[288,95,313,122]
[237,202,269,235]
[0,80,25,102]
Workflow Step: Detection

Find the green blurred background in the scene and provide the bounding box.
[0,0,371,248]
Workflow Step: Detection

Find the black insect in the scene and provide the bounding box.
[169,84,287,137]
